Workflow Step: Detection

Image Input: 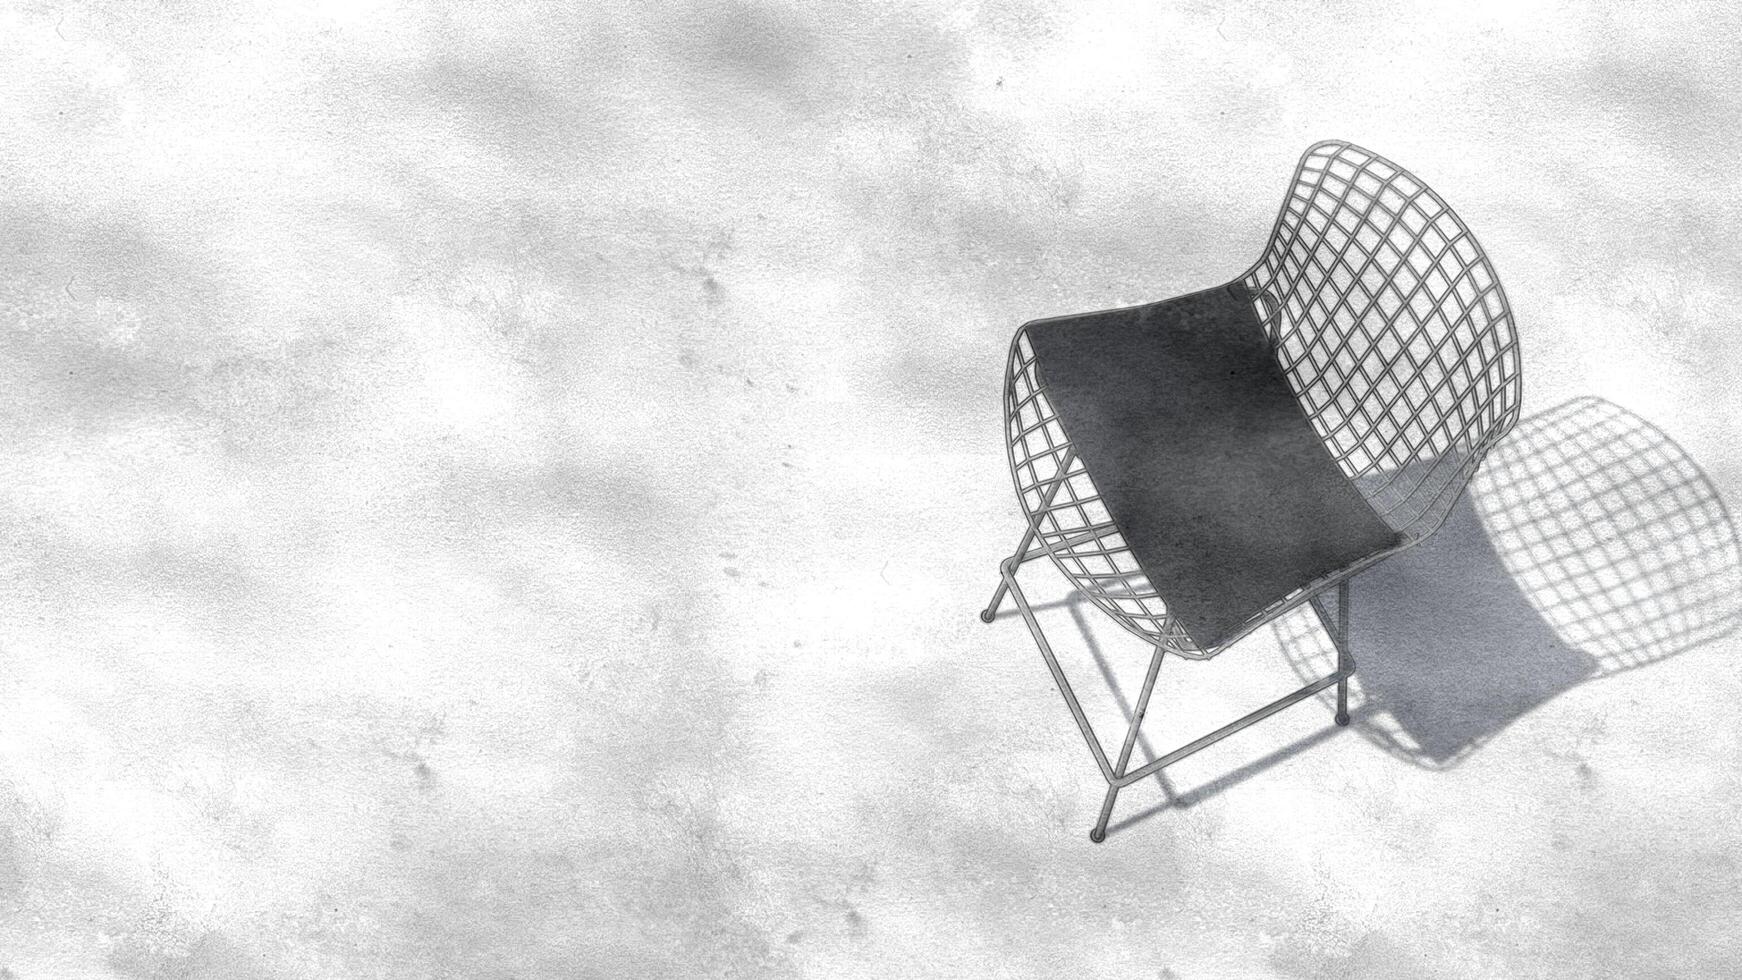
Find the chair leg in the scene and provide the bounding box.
[1090,644,1165,843]
[1000,555,1354,843]
[1334,580,1351,726]
[982,451,1078,624]
[980,523,1038,623]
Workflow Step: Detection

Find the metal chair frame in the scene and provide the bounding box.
[981,141,1523,842]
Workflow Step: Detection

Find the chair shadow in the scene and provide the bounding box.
[1280,396,1742,769]
[1104,396,1742,833]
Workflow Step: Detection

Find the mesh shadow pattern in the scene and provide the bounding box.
[1275,397,1742,768]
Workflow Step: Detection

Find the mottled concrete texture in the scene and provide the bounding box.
[3,2,1742,977]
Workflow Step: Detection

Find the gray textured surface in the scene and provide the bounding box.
[2,2,1741,977]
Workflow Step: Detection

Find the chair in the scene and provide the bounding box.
[980,140,1524,842]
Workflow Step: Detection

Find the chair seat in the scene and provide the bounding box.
[1024,281,1402,649]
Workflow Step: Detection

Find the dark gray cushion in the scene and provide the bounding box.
[1025,282,1401,650]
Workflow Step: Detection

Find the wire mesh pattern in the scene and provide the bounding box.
[1004,339,1201,654]
[1276,397,1742,768]
[1004,140,1522,657]
[1474,397,1741,672]
[1242,141,1523,540]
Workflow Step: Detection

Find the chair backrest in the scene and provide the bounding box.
[1242,141,1523,541]
[1003,140,1522,657]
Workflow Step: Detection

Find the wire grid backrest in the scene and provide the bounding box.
[1242,141,1523,541]
[1004,140,1521,658]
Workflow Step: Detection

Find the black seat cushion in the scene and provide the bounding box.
[1025,282,1402,650]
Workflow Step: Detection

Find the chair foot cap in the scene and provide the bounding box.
[1335,712,1350,727]
[979,609,996,623]
[1089,828,1106,844]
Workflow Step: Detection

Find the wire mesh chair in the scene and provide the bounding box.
[980,140,1524,841]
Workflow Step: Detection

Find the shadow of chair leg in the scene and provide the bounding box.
[1104,704,1368,835]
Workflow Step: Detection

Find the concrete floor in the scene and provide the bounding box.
[3,2,1741,977]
